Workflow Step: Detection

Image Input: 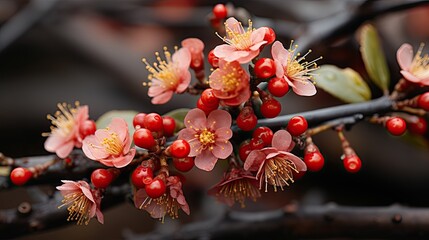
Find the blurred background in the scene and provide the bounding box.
[1,0,429,239]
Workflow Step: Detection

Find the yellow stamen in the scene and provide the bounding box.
[101,132,123,156]
[142,47,180,90]
[262,157,298,192]
[217,19,254,50]
[43,102,80,137]
[218,178,261,208]
[410,43,429,79]
[58,192,92,225]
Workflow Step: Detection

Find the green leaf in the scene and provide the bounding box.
[359,24,390,92]
[314,65,371,103]
[96,110,139,135]
[163,108,191,132]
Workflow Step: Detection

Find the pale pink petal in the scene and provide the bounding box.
[175,70,191,93]
[122,134,131,154]
[224,50,250,62]
[214,44,237,59]
[88,203,97,218]
[82,135,109,160]
[249,41,267,51]
[188,140,202,157]
[250,28,266,46]
[397,43,413,70]
[275,61,285,78]
[181,38,204,53]
[279,151,307,172]
[172,47,191,70]
[225,17,243,34]
[151,91,174,104]
[215,127,233,140]
[207,110,232,129]
[221,88,250,106]
[178,128,196,141]
[183,108,207,130]
[194,150,218,171]
[112,148,135,168]
[95,209,104,224]
[98,158,115,167]
[271,41,289,66]
[94,128,110,142]
[212,141,233,159]
[244,150,266,171]
[44,134,67,153]
[108,118,128,142]
[271,130,292,151]
[260,147,280,156]
[287,78,317,96]
[180,201,190,215]
[266,151,280,159]
[148,84,166,97]
[55,141,74,158]
[400,70,421,83]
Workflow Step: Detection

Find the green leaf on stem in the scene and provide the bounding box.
[359,24,390,92]
[163,108,191,132]
[96,110,138,135]
[314,65,371,103]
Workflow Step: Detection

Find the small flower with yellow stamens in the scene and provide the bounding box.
[397,43,429,85]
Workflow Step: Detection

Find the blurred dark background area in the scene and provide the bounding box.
[1,0,429,239]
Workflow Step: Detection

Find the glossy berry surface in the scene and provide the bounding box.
[212,4,227,19]
[79,120,96,138]
[249,137,265,150]
[236,109,258,131]
[145,178,166,199]
[261,99,281,118]
[268,77,289,97]
[144,113,164,132]
[133,128,156,149]
[408,117,427,135]
[91,169,113,188]
[304,152,324,172]
[343,155,362,173]
[254,58,276,79]
[263,27,276,45]
[252,126,273,146]
[239,141,252,161]
[208,49,219,68]
[131,166,154,188]
[10,167,32,186]
[386,117,407,136]
[173,157,195,172]
[170,140,191,158]
[201,88,220,109]
[418,92,429,111]
[162,116,176,137]
[197,98,216,115]
[133,113,147,128]
[287,116,308,136]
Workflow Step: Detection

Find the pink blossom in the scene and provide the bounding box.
[244,130,307,192]
[208,168,260,207]
[178,108,233,171]
[214,17,267,64]
[397,43,429,85]
[143,47,192,104]
[134,176,190,220]
[271,41,319,96]
[82,118,135,168]
[44,103,89,158]
[209,59,251,106]
[57,180,103,225]
[181,38,204,70]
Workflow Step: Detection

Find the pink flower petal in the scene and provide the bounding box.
[271,130,292,151]
[271,41,289,66]
[172,47,191,71]
[249,40,267,51]
[275,61,285,78]
[215,127,233,140]
[82,135,109,160]
[183,108,207,130]
[288,78,317,96]
[108,118,129,142]
[44,134,67,153]
[207,110,232,129]
[175,71,191,93]
[194,149,218,171]
[178,128,196,141]
[234,50,260,64]
[396,43,413,71]
[75,106,89,125]
[279,151,307,172]
[213,44,236,59]
[224,50,250,62]
[95,208,104,224]
[148,84,166,97]
[225,17,243,34]
[151,90,174,104]
[221,88,250,106]
[250,28,266,46]
[244,150,266,172]
[99,158,115,167]
[400,70,421,83]
[112,148,135,168]
[55,141,74,159]
[188,140,202,157]
[212,141,233,159]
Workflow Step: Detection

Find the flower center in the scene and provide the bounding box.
[410,43,429,79]
[283,42,321,83]
[218,20,254,50]
[59,192,92,225]
[102,132,123,156]
[143,47,180,90]
[45,102,79,137]
[218,178,261,208]
[262,157,297,192]
[220,66,244,93]
[198,129,216,146]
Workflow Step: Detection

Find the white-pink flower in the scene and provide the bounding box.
[214,17,267,64]
[143,47,192,104]
[57,180,104,225]
[82,118,135,168]
[178,108,233,171]
[271,41,319,96]
[181,38,205,71]
[44,103,89,158]
[397,43,429,85]
[244,130,307,192]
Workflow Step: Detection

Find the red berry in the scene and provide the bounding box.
[304,152,324,172]
[254,58,276,79]
[208,50,219,68]
[91,169,113,188]
[263,27,276,45]
[133,128,156,149]
[343,155,362,173]
[408,116,427,135]
[261,99,281,118]
[418,92,429,111]
[173,157,195,172]
[386,117,407,136]
[252,127,273,146]
[144,113,164,132]
[268,77,289,97]
[10,167,32,186]
[249,137,265,150]
[287,116,308,136]
[201,88,220,109]
[170,139,191,158]
[133,113,146,128]
[239,141,253,161]
[162,116,176,137]
[236,108,258,131]
[212,4,227,19]
[145,178,166,198]
[79,120,96,138]
[197,97,216,115]
[131,166,154,188]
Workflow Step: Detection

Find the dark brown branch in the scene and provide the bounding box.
[133,203,429,239]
